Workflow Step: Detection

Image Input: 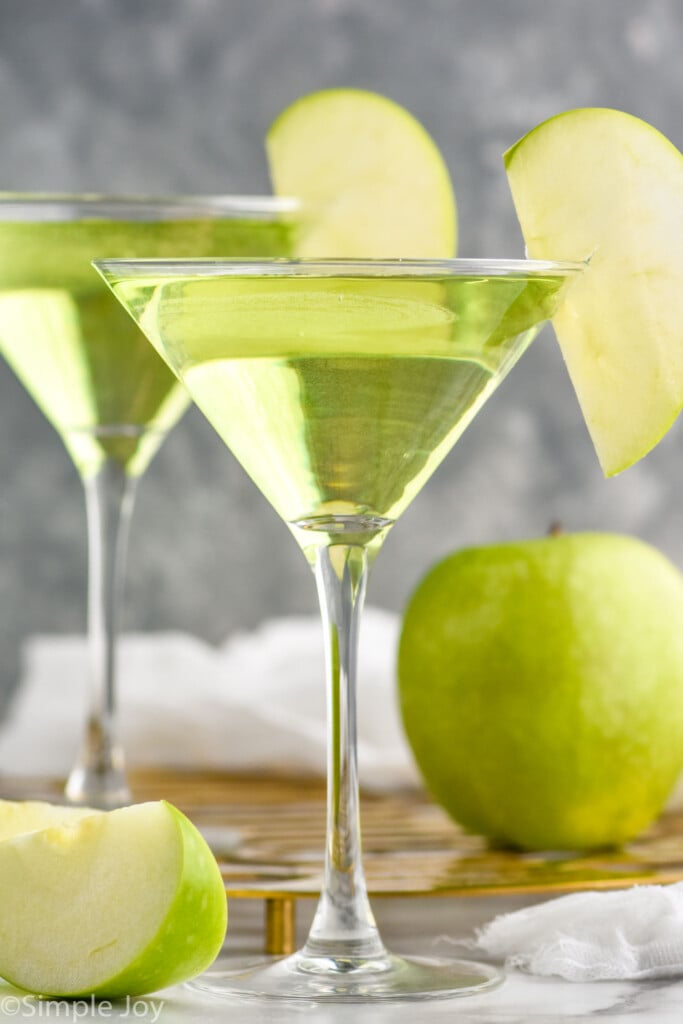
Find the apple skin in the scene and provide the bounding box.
[398,532,683,851]
[0,801,227,998]
[85,802,228,999]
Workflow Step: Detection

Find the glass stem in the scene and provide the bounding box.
[302,542,387,962]
[65,459,136,808]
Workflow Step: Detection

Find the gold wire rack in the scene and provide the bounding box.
[5,770,683,956]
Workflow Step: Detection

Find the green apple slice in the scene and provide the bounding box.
[505,108,683,476]
[0,799,97,841]
[0,800,227,997]
[267,88,456,257]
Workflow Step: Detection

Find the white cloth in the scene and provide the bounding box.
[472,883,683,980]
[0,608,419,791]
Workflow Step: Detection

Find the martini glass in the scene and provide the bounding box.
[0,195,295,808]
[95,256,582,1000]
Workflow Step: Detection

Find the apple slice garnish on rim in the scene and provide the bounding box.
[505,107,683,477]
[267,87,457,257]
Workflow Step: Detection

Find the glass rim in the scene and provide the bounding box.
[92,256,587,279]
[0,192,299,221]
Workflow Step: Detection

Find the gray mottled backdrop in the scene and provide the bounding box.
[0,0,682,712]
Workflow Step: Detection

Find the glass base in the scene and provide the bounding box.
[189,950,502,1002]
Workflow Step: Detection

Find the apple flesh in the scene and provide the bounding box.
[0,799,97,841]
[398,532,683,851]
[0,800,227,997]
[267,88,456,257]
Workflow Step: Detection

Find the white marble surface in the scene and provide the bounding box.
[1,895,682,1022]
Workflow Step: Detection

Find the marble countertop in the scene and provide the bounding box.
[0,893,680,1023]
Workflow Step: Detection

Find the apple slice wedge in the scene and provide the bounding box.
[267,88,456,257]
[505,108,683,476]
[0,800,227,997]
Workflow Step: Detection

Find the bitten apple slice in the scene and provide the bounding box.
[505,108,683,476]
[267,88,456,257]
[0,799,97,841]
[0,801,227,997]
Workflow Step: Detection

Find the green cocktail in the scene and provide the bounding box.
[131,271,564,533]
[97,256,582,1001]
[0,195,295,807]
[0,202,293,475]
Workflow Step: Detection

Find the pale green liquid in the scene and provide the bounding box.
[111,272,566,535]
[185,353,494,527]
[0,218,291,476]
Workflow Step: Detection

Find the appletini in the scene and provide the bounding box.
[96,255,582,1002]
[94,87,588,1004]
[0,194,295,809]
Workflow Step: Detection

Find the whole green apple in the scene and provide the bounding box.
[398,532,683,851]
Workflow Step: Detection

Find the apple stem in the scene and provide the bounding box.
[548,521,564,537]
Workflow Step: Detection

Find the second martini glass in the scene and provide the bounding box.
[0,195,295,807]
[96,256,582,1000]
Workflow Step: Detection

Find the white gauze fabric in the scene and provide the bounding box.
[473,883,683,981]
